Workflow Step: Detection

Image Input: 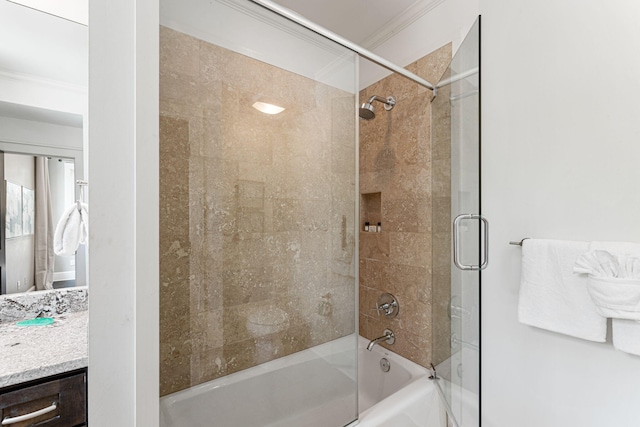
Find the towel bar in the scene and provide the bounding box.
[509,238,529,246]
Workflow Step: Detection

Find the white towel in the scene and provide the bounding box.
[585,276,640,320]
[518,239,606,342]
[54,202,88,256]
[587,242,640,355]
[612,319,640,356]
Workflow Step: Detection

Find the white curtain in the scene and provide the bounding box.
[34,157,54,290]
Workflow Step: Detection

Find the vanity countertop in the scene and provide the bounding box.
[0,310,88,388]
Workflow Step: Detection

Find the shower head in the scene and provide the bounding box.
[358,95,396,120]
[359,103,376,120]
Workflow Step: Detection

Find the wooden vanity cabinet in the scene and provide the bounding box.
[0,369,87,427]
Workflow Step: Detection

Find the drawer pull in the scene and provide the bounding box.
[2,402,57,425]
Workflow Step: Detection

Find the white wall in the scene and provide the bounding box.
[481,0,640,426]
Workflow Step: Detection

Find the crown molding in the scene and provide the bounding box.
[0,69,87,94]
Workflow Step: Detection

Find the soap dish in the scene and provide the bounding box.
[16,317,54,327]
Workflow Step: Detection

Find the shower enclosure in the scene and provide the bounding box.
[159,0,359,425]
[159,0,481,425]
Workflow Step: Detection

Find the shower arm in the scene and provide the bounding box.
[368,96,391,106]
[365,96,396,111]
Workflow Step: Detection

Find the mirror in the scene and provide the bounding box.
[1,150,86,294]
[0,1,88,296]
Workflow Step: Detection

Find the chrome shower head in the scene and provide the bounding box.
[359,103,375,120]
[358,95,396,120]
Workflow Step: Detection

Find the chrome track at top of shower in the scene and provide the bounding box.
[247,0,436,91]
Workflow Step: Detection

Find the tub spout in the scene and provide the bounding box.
[366,329,395,351]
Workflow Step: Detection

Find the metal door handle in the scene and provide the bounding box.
[453,214,489,271]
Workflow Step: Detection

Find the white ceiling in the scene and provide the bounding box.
[271,0,424,48]
[0,0,87,86]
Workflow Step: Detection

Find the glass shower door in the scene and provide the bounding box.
[158,1,358,426]
[432,17,481,427]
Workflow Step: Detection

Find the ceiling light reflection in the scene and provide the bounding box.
[252,101,285,115]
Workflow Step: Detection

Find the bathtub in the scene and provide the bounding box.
[160,335,445,427]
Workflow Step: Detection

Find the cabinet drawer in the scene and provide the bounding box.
[0,372,86,427]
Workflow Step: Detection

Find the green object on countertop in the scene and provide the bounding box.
[16,317,54,327]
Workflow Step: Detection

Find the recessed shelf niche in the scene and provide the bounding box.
[360,192,381,231]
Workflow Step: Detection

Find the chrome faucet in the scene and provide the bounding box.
[366,329,395,351]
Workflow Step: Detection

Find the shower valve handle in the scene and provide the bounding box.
[372,302,392,316]
[371,293,399,318]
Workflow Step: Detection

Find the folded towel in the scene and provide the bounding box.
[587,242,640,355]
[518,239,606,342]
[586,276,640,320]
[612,319,640,356]
[574,248,640,319]
[574,248,640,279]
[574,250,621,277]
[54,202,88,256]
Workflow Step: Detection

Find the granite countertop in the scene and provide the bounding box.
[0,310,88,388]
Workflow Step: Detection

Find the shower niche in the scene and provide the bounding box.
[360,192,381,233]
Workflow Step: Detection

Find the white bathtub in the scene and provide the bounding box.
[160,335,445,427]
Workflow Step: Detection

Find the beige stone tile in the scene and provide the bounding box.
[414,43,453,87]
[359,313,375,341]
[382,196,431,233]
[198,38,227,83]
[358,258,384,289]
[189,271,223,314]
[190,309,224,352]
[332,309,357,338]
[387,329,431,368]
[380,262,432,305]
[359,169,391,195]
[330,228,355,272]
[387,164,432,199]
[358,285,379,322]
[221,305,253,345]
[160,98,204,121]
[432,196,451,234]
[189,346,225,385]
[431,159,451,198]
[359,232,390,261]
[160,26,200,77]
[222,267,274,307]
[199,106,223,159]
[160,350,191,396]
[389,232,431,267]
[160,69,220,111]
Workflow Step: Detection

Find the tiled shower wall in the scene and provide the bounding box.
[159,27,356,396]
[359,44,452,368]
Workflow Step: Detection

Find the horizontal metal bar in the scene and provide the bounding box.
[247,0,435,90]
[509,238,529,246]
[436,67,479,89]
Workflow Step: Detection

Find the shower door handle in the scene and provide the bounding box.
[453,214,489,271]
